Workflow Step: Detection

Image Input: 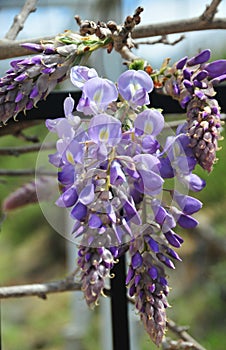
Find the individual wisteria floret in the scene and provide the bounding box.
[117,69,154,108]
[158,130,206,192]
[47,66,207,346]
[162,49,226,172]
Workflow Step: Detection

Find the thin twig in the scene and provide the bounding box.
[166,319,207,350]
[4,0,38,40]
[135,35,185,47]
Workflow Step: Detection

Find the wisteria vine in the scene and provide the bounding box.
[1,7,226,348]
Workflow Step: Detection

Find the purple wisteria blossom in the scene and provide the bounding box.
[126,234,170,346]
[46,64,210,346]
[76,76,118,115]
[77,246,115,307]
[134,109,164,137]
[0,41,78,124]
[117,69,154,108]
[70,65,98,88]
[48,109,166,248]
[163,49,225,171]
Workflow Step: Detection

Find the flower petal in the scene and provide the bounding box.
[56,186,78,207]
[173,190,202,214]
[79,183,95,205]
[70,66,98,89]
[71,201,87,220]
[135,109,164,137]
[88,114,122,146]
[117,70,153,107]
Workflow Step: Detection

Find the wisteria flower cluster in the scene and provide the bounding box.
[0,31,111,124]
[46,62,211,345]
[161,49,226,172]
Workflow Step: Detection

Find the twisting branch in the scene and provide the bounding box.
[0,278,207,350]
[0,279,82,300]
[4,0,38,40]
[0,2,225,60]
[132,18,226,40]
[0,1,223,60]
[0,278,206,349]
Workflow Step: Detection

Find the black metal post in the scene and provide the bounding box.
[110,254,130,350]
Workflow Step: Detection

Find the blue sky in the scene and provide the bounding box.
[0,6,75,39]
[123,0,226,66]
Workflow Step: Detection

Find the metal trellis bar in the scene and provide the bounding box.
[110,255,130,350]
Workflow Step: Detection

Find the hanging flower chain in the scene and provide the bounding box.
[44,50,225,345]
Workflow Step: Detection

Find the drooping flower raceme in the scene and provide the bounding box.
[0,41,78,124]
[0,31,116,124]
[162,49,226,172]
[46,63,218,346]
